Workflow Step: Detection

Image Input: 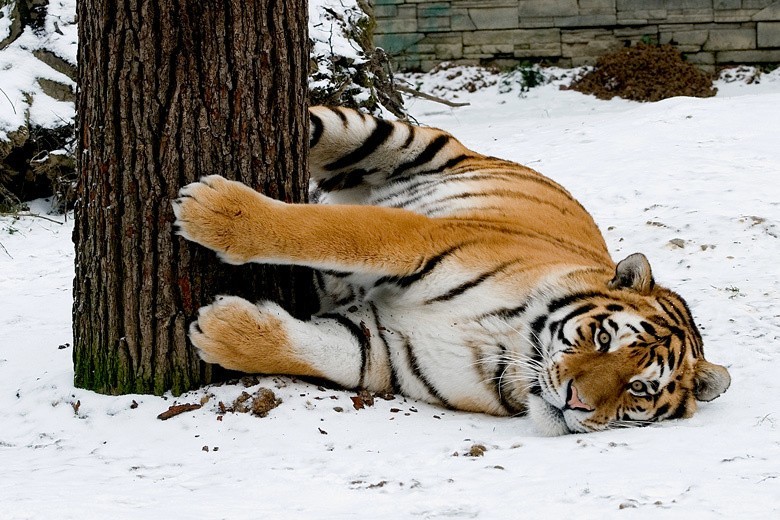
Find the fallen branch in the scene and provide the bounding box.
[395,85,470,108]
[0,241,11,259]
[157,403,202,420]
[0,212,65,225]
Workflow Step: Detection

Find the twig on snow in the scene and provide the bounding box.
[394,85,471,107]
[0,212,65,225]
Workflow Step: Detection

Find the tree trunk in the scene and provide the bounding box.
[73,1,313,395]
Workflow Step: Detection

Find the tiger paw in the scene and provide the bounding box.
[189,296,317,377]
[172,175,278,265]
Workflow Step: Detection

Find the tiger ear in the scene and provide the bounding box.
[608,253,655,294]
[693,359,731,402]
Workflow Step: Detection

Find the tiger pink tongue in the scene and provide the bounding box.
[568,383,594,411]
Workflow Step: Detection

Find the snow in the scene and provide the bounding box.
[2,70,779,517]
[0,0,76,139]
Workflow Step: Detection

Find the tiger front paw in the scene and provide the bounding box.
[189,296,319,378]
[189,296,289,373]
[172,175,279,265]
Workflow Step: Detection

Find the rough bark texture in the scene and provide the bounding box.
[73,0,313,395]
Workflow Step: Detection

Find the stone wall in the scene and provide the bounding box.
[371,0,780,71]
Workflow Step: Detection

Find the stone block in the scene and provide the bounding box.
[758,21,780,46]
[435,43,464,59]
[617,0,663,10]
[518,0,578,17]
[661,29,709,46]
[665,9,715,24]
[375,18,418,34]
[704,28,756,50]
[714,0,741,9]
[514,42,562,57]
[674,0,715,8]
[743,1,776,10]
[684,51,716,64]
[717,48,780,61]
[418,3,452,18]
[469,7,519,30]
[409,43,436,54]
[563,35,625,66]
[453,1,516,7]
[462,46,494,58]
[420,33,463,45]
[555,14,617,27]
[398,6,418,19]
[518,17,556,28]
[753,3,780,21]
[373,6,398,19]
[577,0,616,15]
[618,10,667,23]
[614,25,659,38]
[480,43,514,54]
[451,9,476,31]
[561,28,614,43]
[715,9,762,23]
[463,28,560,45]
[373,0,404,5]
[374,33,425,55]
[418,16,451,32]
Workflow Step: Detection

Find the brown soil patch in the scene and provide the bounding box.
[566,44,716,102]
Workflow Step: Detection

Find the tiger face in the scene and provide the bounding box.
[527,253,731,435]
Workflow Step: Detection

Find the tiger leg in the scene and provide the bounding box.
[173,174,478,276]
[190,296,393,391]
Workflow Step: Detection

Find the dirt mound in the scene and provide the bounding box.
[566,44,716,102]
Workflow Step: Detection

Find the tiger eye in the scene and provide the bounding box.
[597,330,611,346]
[630,380,647,393]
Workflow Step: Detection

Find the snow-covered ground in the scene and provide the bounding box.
[2,72,780,518]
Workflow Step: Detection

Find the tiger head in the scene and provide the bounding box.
[527,253,731,435]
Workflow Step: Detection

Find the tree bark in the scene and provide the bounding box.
[73,0,313,395]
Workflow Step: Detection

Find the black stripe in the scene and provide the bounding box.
[493,344,524,415]
[330,106,349,126]
[667,349,676,371]
[375,241,472,289]
[325,119,395,171]
[370,302,400,394]
[549,303,597,338]
[477,303,528,322]
[440,153,470,171]
[547,291,609,314]
[653,403,670,419]
[401,126,416,149]
[310,113,324,148]
[391,134,451,178]
[606,304,624,312]
[428,189,573,216]
[666,394,689,420]
[425,260,519,304]
[657,298,681,325]
[640,321,657,337]
[401,333,451,407]
[321,313,370,387]
[318,168,375,192]
[452,221,610,265]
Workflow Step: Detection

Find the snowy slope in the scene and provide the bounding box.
[1,75,780,518]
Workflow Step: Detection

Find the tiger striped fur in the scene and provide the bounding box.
[172,106,730,435]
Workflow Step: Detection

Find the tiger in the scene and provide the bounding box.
[172,105,730,435]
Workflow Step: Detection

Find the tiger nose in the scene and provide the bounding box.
[565,381,595,412]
